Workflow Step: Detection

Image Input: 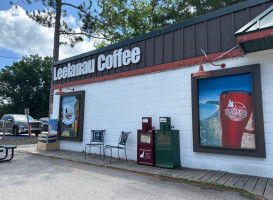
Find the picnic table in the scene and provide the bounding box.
[0,145,17,163]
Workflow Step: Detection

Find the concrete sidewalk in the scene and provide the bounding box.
[16,144,273,200]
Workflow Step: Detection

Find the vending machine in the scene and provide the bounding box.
[155,117,180,169]
[137,117,155,166]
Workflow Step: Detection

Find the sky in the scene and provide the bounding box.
[0,0,100,69]
[198,73,252,102]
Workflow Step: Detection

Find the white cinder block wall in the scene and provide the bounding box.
[52,49,273,178]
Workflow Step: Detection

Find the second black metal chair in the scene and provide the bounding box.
[104,131,131,163]
[85,130,106,159]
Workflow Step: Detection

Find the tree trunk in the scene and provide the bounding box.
[53,0,62,62]
[151,0,156,31]
[49,0,62,118]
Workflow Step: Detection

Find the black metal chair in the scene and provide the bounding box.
[85,130,106,159]
[104,131,131,163]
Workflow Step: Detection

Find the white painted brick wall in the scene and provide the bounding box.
[52,49,273,178]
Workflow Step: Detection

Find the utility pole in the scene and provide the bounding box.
[3,120,6,138]
[25,108,31,137]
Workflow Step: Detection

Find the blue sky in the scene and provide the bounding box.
[198,73,252,102]
[0,1,43,67]
[0,0,100,69]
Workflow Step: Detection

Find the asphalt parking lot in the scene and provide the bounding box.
[0,153,253,200]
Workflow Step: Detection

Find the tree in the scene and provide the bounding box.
[85,0,185,45]
[12,0,246,58]
[83,0,245,47]
[181,0,246,17]
[11,0,103,116]
[11,0,99,62]
[0,55,52,119]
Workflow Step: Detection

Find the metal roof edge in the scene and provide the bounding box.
[54,0,270,66]
[236,26,273,38]
[235,4,273,35]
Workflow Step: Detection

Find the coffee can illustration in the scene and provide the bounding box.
[219,90,253,148]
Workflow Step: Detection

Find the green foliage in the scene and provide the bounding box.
[0,55,52,119]
[183,0,246,16]
[85,0,245,48]
[93,40,110,50]
[83,0,181,45]
[12,0,245,50]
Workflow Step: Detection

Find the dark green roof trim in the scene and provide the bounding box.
[240,36,273,53]
[236,4,273,35]
[54,0,271,66]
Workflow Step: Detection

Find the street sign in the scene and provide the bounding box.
[24,108,30,115]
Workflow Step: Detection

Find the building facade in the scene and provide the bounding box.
[51,0,273,178]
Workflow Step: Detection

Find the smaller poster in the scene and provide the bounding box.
[58,91,85,141]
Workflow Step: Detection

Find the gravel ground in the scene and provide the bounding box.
[0,134,38,146]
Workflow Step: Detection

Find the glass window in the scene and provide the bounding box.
[247,21,259,32]
[260,11,273,29]
[2,115,11,120]
[246,10,273,32]
[13,115,34,121]
[140,132,151,144]
[40,118,49,123]
[157,133,171,145]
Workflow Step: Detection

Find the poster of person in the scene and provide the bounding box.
[198,73,255,149]
[60,95,79,138]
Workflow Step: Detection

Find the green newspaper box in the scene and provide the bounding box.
[155,117,180,169]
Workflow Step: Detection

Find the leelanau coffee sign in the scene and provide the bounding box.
[53,47,141,81]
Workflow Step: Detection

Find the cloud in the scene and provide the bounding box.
[0,6,98,61]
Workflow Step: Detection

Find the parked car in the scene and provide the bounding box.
[0,114,42,136]
[39,117,49,132]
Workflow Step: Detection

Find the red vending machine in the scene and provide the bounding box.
[137,117,155,166]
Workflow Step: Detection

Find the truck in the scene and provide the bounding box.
[0,114,42,136]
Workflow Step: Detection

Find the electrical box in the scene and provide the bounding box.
[155,117,180,169]
[137,117,155,166]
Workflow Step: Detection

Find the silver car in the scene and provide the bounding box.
[0,114,42,136]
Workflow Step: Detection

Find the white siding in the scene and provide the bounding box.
[52,49,273,178]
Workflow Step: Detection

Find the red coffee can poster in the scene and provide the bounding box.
[198,73,256,149]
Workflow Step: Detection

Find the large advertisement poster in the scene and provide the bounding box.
[192,65,266,157]
[58,91,85,141]
[198,73,255,149]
